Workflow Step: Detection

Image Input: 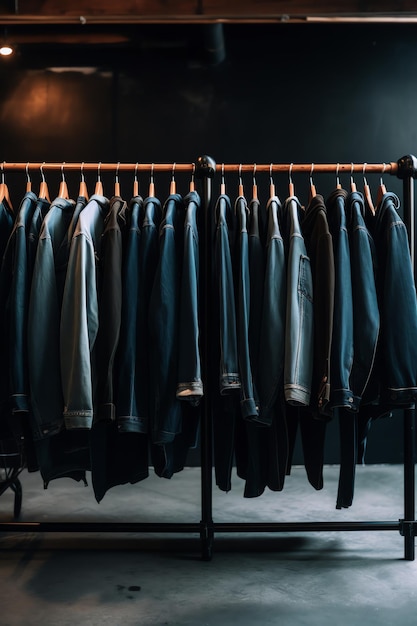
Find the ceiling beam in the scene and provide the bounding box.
[1,1,417,24]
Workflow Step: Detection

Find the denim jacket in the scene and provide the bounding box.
[326,188,356,411]
[60,194,109,430]
[235,194,258,420]
[28,197,76,440]
[257,195,286,425]
[371,192,417,406]
[0,191,38,417]
[115,196,144,432]
[176,190,204,404]
[95,196,126,423]
[149,193,184,445]
[0,197,15,422]
[214,194,241,394]
[133,196,161,434]
[346,191,380,408]
[282,196,314,406]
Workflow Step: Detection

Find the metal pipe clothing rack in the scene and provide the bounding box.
[0,155,416,561]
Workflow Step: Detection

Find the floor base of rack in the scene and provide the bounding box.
[200,522,214,561]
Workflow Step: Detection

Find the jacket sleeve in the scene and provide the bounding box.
[28,231,64,438]
[60,232,99,429]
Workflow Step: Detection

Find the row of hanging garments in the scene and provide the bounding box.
[0,161,416,509]
[0,165,203,503]
[210,164,417,509]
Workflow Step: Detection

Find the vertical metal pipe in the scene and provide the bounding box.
[401,167,416,561]
[196,156,216,560]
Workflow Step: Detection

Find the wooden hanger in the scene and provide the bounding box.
[335,163,342,190]
[220,163,226,195]
[0,162,13,210]
[238,164,244,197]
[25,162,32,193]
[78,162,89,200]
[252,163,258,201]
[288,162,295,196]
[189,163,195,192]
[133,162,139,196]
[114,162,121,197]
[350,163,357,192]
[269,163,276,199]
[148,163,155,197]
[309,163,317,200]
[58,163,69,199]
[170,162,176,195]
[363,163,375,216]
[376,163,387,206]
[39,163,50,202]
[95,161,103,195]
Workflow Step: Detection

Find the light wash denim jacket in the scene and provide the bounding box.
[282,196,314,406]
[60,194,109,430]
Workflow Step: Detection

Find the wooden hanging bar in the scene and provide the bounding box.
[0,161,399,175]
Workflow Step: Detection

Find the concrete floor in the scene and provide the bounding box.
[0,464,416,626]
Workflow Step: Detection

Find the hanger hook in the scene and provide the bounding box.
[171,162,176,182]
[253,163,257,186]
[40,162,46,184]
[238,163,243,187]
[380,162,386,185]
[363,162,368,185]
[350,162,355,187]
[221,163,225,186]
[191,162,195,185]
[115,161,120,183]
[310,163,315,185]
[150,163,154,184]
[80,161,85,183]
[269,163,274,185]
[289,162,293,186]
[1,161,4,185]
[336,163,340,187]
[97,161,101,183]
[134,162,139,182]
[61,162,66,182]
[26,162,31,185]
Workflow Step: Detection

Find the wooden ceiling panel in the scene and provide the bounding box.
[1,0,416,23]
[9,1,199,16]
[201,0,417,17]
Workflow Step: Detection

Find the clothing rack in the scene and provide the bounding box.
[0,156,416,562]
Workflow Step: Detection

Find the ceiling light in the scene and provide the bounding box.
[0,44,13,56]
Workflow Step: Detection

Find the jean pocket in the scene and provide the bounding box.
[298,254,313,303]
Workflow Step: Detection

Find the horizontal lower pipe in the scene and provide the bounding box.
[0,520,400,533]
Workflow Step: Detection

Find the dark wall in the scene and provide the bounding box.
[0,22,415,463]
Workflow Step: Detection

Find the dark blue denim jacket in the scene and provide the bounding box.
[214,194,240,395]
[235,194,258,420]
[0,191,38,417]
[0,198,15,422]
[149,193,184,445]
[346,191,380,409]
[257,195,286,425]
[176,190,204,404]
[134,196,162,434]
[327,188,354,411]
[370,192,417,406]
[115,196,144,433]
[95,196,126,423]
